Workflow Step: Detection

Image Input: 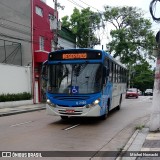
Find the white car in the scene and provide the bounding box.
[144,89,153,96]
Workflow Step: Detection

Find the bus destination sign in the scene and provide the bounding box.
[49,51,102,60]
[62,53,87,59]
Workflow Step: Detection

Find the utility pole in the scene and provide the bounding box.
[149,0,160,131]
[88,13,104,48]
[53,0,58,50]
[53,0,64,50]
[149,31,160,131]
[88,18,92,48]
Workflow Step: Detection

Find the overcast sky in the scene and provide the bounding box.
[47,0,153,18]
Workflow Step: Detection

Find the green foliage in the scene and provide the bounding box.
[130,61,154,92]
[0,92,32,102]
[61,7,101,48]
[104,6,156,65]
[135,125,145,130]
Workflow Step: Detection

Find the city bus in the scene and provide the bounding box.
[42,48,127,120]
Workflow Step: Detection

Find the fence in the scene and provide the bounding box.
[0,63,31,95]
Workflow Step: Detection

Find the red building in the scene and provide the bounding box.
[32,0,55,103]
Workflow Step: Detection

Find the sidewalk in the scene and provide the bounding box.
[0,103,46,117]
[116,123,160,160]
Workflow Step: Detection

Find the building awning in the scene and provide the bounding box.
[34,50,49,63]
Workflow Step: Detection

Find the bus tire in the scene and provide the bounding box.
[100,114,106,120]
[117,95,122,110]
[61,116,68,120]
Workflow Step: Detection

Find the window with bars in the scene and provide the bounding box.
[39,36,44,50]
[40,0,46,3]
[49,14,55,30]
[35,6,43,17]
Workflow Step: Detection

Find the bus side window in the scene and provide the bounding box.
[104,58,110,79]
[118,66,120,83]
[113,63,116,83]
[109,61,113,82]
[114,64,117,82]
[120,67,122,83]
[102,66,109,85]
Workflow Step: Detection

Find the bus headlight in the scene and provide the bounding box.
[85,98,100,108]
[90,98,100,107]
[92,98,100,106]
[46,99,56,107]
[47,99,51,104]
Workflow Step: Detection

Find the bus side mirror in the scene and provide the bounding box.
[42,60,48,81]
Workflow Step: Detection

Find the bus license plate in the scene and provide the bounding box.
[66,109,75,113]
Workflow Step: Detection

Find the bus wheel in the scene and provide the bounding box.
[61,116,68,120]
[100,113,108,120]
[117,96,122,110]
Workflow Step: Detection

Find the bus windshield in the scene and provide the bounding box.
[47,63,103,94]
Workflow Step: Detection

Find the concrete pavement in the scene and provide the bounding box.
[0,102,160,159]
[0,103,46,117]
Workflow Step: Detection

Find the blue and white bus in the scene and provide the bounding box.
[42,48,127,120]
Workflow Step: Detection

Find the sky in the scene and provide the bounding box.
[46,0,159,53]
[46,0,151,17]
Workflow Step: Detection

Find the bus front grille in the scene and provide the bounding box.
[58,110,82,115]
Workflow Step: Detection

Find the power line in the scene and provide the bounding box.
[66,0,85,9]
[78,0,100,12]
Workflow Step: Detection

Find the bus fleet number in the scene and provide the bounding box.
[76,101,86,105]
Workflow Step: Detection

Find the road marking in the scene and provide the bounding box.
[10,121,33,127]
[64,124,80,131]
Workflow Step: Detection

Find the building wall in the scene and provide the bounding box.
[33,0,54,53]
[32,0,55,103]
[0,0,32,66]
[0,63,31,94]
[58,27,76,49]
[58,37,76,49]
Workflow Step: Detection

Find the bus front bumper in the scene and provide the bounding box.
[46,104,102,117]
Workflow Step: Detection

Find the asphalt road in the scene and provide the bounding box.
[0,96,152,160]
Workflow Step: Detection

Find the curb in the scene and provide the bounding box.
[116,130,139,160]
[116,128,149,160]
[0,107,46,117]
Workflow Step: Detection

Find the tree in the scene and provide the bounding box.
[103,6,156,65]
[61,7,101,48]
[130,61,154,92]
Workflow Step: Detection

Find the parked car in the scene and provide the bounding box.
[144,89,153,96]
[126,88,139,99]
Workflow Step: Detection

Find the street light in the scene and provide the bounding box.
[149,31,160,131]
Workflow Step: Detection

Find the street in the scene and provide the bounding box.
[0,96,152,159]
